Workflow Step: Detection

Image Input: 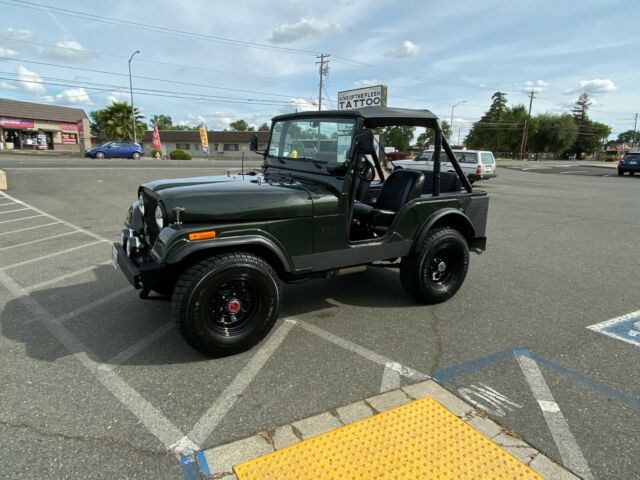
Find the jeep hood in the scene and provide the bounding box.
[142,174,316,222]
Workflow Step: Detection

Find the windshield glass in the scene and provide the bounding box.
[268,118,356,164]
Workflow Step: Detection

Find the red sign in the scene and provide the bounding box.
[152,124,162,150]
[0,116,34,129]
[59,122,79,133]
[61,132,77,145]
[77,120,84,134]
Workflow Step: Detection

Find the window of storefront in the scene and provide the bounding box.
[176,143,191,150]
[224,143,239,151]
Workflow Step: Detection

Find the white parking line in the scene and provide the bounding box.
[0,201,17,206]
[380,362,402,392]
[0,270,196,455]
[0,221,61,237]
[99,322,175,372]
[0,230,82,251]
[0,207,30,215]
[295,320,429,382]
[185,319,296,447]
[516,354,593,479]
[53,286,131,324]
[0,191,111,245]
[0,214,45,225]
[559,171,589,174]
[26,260,111,292]
[1,241,103,270]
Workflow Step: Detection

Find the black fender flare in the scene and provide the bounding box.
[165,235,294,272]
[412,208,476,253]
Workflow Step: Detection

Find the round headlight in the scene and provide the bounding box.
[155,204,165,229]
[138,192,145,215]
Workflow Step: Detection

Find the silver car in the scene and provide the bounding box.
[393,149,497,183]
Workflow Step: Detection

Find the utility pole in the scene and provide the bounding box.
[519,91,535,160]
[128,50,141,143]
[632,113,638,151]
[316,54,330,111]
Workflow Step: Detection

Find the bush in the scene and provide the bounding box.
[169,149,192,160]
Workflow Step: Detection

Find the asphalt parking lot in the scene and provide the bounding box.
[0,158,638,479]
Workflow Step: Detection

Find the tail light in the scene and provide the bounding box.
[476,165,482,174]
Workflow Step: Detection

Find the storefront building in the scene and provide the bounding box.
[141,130,269,159]
[0,98,91,153]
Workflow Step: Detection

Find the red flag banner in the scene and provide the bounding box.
[152,124,162,150]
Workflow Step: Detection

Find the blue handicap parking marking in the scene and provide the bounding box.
[587,310,640,347]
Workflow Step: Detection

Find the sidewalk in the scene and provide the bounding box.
[181,380,579,479]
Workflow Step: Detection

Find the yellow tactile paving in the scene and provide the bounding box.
[234,397,542,480]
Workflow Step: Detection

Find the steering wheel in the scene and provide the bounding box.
[357,159,375,181]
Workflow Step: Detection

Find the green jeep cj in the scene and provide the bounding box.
[112,107,489,357]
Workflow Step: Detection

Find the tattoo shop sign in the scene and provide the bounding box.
[338,85,387,110]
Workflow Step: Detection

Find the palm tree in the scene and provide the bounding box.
[90,102,146,142]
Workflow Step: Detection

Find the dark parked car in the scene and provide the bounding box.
[618,152,640,176]
[112,107,490,357]
[85,141,143,159]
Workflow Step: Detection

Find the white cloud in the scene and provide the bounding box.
[0,80,17,90]
[105,91,130,104]
[279,98,318,113]
[16,65,45,93]
[270,18,341,43]
[2,28,32,41]
[56,87,92,105]
[0,46,18,58]
[523,79,549,93]
[46,39,92,60]
[383,40,421,58]
[354,79,379,88]
[564,78,617,95]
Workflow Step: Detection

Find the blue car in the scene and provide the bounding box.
[618,152,640,176]
[85,141,143,159]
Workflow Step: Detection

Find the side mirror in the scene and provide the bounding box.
[354,129,375,155]
[327,162,347,175]
[249,134,258,152]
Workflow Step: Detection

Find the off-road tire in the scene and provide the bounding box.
[172,252,281,357]
[400,227,469,304]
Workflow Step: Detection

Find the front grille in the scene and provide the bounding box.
[142,190,160,247]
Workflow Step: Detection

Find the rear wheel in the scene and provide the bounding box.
[400,227,469,304]
[132,152,141,160]
[172,252,281,357]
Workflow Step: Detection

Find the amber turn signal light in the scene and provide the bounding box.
[188,231,216,241]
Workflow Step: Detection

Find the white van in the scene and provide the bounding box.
[393,149,497,183]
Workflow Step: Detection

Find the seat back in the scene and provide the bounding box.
[422,171,462,194]
[375,169,425,212]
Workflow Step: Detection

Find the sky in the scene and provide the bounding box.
[0,0,639,141]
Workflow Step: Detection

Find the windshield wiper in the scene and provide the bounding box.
[265,154,287,164]
[297,156,324,169]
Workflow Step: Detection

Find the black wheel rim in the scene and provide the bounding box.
[204,276,260,337]
[424,243,462,288]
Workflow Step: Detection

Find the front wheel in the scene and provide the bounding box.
[400,227,469,304]
[618,170,624,176]
[172,252,281,357]
[95,151,105,159]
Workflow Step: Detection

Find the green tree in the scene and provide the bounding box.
[257,122,270,131]
[229,119,254,132]
[616,129,640,145]
[382,125,415,151]
[150,114,173,130]
[415,120,452,149]
[90,102,146,142]
[465,92,513,151]
[569,93,611,156]
[528,114,578,153]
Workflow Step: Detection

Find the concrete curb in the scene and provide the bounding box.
[0,169,6,190]
[189,380,579,479]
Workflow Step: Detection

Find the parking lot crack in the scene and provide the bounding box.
[0,419,173,458]
[428,308,444,373]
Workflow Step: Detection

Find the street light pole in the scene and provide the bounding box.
[128,50,141,143]
[450,100,466,139]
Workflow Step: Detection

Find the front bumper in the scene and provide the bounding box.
[112,242,167,290]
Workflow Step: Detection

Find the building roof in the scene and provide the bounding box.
[0,98,88,122]
[142,130,270,143]
[272,106,439,128]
